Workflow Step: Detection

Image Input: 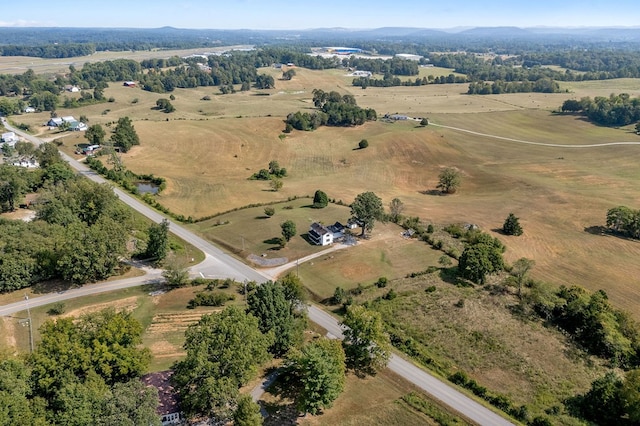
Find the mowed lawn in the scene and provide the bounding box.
[189,198,353,263]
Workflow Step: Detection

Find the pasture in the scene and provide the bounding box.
[17,67,640,317]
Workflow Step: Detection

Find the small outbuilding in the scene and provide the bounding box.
[123,81,137,87]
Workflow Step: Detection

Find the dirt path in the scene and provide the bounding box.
[429,122,640,148]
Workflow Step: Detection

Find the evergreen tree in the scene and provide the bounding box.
[502,213,523,236]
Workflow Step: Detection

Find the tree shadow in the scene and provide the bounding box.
[31,279,75,294]
[264,237,282,245]
[256,215,272,219]
[584,226,639,243]
[491,228,507,235]
[584,225,607,236]
[299,233,316,245]
[419,189,445,196]
[438,267,474,288]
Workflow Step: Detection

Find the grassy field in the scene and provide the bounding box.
[188,198,352,263]
[262,368,457,426]
[8,50,640,424]
[350,272,607,424]
[14,70,640,317]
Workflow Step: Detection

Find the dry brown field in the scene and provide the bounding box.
[10,65,640,318]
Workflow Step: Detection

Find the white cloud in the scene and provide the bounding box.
[0,19,55,27]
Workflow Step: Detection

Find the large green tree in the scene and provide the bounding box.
[233,394,263,426]
[341,305,391,376]
[458,233,505,284]
[351,191,384,236]
[281,220,297,243]
[0,357,47,426]
[437,167,461,194]
[247,281,305,356]
[110,116,140,153]
[255,74,275,89]
[29,309,150,397]
[84,124,106,145]
[283,338,346,415]
[0,166,26,212]
[145,219,169,263]
[312,190,329,209]
[172,306,272,419]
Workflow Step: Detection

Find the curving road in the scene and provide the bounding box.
[1,118,513,425]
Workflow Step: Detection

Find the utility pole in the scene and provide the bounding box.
[24,294,33,354]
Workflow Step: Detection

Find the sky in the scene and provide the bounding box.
[2,0,639,30]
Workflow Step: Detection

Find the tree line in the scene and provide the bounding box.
[561,93,640,127]
[352,73,467,88]
[467,78,561,94]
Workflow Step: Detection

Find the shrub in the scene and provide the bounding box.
[427,224,434,233]
[358,139,369,149]
[375,277,388,288]
[264,207,275,217]
[444,223,464,238]
[187,292,235,309]
[383,289,397,300]
[425,285,437,293]
[47,302,66,316]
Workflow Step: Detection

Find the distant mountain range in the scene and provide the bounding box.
[1,26,640,48]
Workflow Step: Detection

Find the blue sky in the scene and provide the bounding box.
[2,0,639,29]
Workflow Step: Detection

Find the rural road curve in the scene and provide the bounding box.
[2,118,513,425]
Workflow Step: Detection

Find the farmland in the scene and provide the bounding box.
[16,66,640,317]
[4,48,640,424]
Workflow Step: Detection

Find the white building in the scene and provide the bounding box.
[1,132,17,143]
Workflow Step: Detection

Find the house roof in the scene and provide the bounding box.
[310,222,330,236]
[141,370,179,416]
[327,222,345,234]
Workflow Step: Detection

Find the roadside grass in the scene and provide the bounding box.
[262,361,463,426]
[351,274,607,424]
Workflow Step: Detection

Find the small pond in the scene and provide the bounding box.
[135,181,160,194]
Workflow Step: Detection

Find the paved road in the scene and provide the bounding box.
[2,118,513,425]
[307,306,513,426]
